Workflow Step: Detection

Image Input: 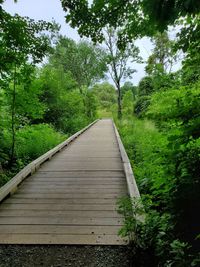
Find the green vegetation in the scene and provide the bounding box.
[115,34,200,265]
[1,1,200,265]
[0,6,106,185]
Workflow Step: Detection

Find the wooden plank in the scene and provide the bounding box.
[61,149,120,154]
[18,188,126,194]
[34,171,124,177]
[20,184,126,189]
[11,193,126,199]
[55,152,121,157]
[67,144,118,148]
[0,217,123,225]
[23,181,124,186]
[39,164,123,171]
[4,198,118,204]
[0,225,120,235]
[0,210,121,218]
[51,157,122,162]
[0,203,117,211]
[22,181,125,186]
[0,234,127,245]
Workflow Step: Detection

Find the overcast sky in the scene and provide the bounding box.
[3,0,154,85]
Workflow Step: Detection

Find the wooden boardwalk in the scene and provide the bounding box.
[0,119,139,245]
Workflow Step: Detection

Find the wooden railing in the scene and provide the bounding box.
[112,121,140,199]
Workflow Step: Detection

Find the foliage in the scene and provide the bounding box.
[134,77,153,117]
[121,81,138,99]
[15,124,66,162]
[117,196,198,266]
[5,68,46,124]
[37,65,77,131]
[138,76,154,96]
[118,78,200,262]
[134,96,151,118]
[49,36,107,91]
[92,82,117,110]
[117,108,200,263]
[122,90,134,116]
[37,65,97,133]
[0,8,97,187]
[0,8,58,80]
[147,82,200,154]
[142,0,200,32]
[117,197,144,243]
[118,118,171,208]
[40,36,102,129]
[61,0,200,45]
[104,27,141,118]
[177,15,200,84]
[0,123,65,187]
[145,31,178,75]
[148,82,200,246]
[0,7,59,165]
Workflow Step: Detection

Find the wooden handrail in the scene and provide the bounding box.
[112,121,140,199]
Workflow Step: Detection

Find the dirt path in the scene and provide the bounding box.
[0,245,133,267]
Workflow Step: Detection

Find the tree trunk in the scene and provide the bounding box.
[117,83,122,120]
[9,64,17,166]
[0,163,3,173]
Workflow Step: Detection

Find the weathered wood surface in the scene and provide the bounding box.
[0,119,139,245]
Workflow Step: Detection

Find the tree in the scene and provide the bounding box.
[61,0,200,44]
[121,81,138,100]
[122,90,135,115]
[133,77,153,117]
[138,77,154,96]
[176,14,200,84]
[145,31,178,75]
[0,9,58,165]
[46,36,104,120]
[92,82,117,110]
[104,27,141,119]
[37,65,77,131]
[49,36,107,93]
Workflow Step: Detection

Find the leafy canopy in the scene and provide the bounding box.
[61,0,200,44]
[49,36,107,90]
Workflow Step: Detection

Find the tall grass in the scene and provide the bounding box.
[117,117,172,208]
[0,124,66,187]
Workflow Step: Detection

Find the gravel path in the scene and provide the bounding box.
[0,245,134,267]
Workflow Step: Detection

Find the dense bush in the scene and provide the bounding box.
[117,80,200,263]
[0,124,66,187]
[122,90,134,115]
[134,96,151,117]
[118,118,171,209]
[148,82,200,249]
[118,115,200,265]
[138,76,154,96]
[16,124,66,162]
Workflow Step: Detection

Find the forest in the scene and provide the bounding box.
[0,0,200,266]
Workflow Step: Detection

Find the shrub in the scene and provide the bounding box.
[16,124,66,163]
[134,96,151,117]
[118,117,171,209]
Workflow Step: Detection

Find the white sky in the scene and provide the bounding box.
[3,0,154,85]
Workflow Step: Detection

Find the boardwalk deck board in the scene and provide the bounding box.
[0,119,138,245]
